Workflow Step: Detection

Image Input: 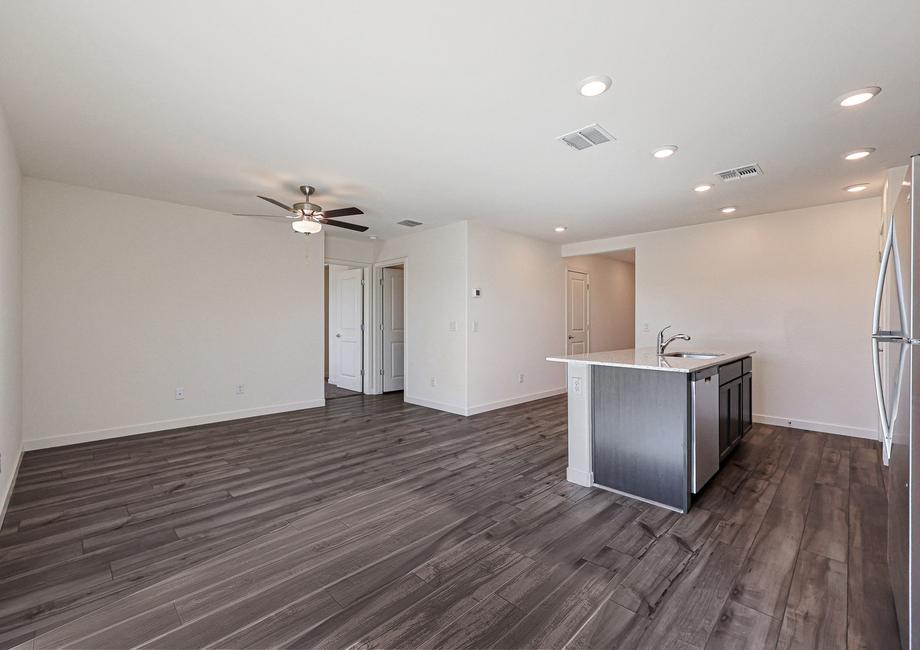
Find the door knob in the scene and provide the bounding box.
[568,335,575,339]
[336,333,341,338]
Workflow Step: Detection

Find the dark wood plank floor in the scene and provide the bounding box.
[0,393,900,649]
[324,381,363,400]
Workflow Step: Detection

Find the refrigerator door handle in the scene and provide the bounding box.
[872,214,910,337]
[871,212,910,454]
[872,338,891,448]
[872,217,893,336]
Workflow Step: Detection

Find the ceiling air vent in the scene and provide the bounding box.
[558,123,616,151]
[397,219,423,227]
[715,163,763,183]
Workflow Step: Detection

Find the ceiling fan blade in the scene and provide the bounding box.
[257,195,294,212]
[323,207,363,218]
[320,219,369,232]
[233,213,293,218]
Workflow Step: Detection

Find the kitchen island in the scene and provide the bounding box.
[547,347,755,512]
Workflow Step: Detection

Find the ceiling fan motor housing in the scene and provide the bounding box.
[294,201,323,215]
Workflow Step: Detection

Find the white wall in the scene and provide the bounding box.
[466,222,566,414]
[22,178,325,448]
[325,234,379,264]
[0,103,22,517]
[374,222,469,413]
[563,198,881,439]
[565,254,635,352]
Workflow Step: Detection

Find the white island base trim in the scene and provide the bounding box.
[565,362,594,487]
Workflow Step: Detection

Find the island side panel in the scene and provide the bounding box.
[565,362,594,486]
[592,365,690,512]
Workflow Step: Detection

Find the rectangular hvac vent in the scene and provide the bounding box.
[715,163,763,182]
[558,123,616,151]
[397,219,423,227]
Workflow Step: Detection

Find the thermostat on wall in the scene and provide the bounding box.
[472,288,482,297]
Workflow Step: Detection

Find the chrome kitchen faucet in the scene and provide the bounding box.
[657,325,691,356]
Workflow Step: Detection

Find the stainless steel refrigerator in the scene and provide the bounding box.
[873,153,919,649]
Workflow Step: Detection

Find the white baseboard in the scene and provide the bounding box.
[753,414,878,441]
[403,395,468,416]
[566,466,593,487]
[406,388,567,417]
[24,399,326,451]
[0,445,23,527]
[466,387,567,416]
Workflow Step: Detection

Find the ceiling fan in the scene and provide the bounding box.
[233,185,368,234]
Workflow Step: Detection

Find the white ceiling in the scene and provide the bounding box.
[1,1,918,242]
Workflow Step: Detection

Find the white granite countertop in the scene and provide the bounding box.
[546,346,756,373]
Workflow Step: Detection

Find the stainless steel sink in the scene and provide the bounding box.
[663,352,723,359]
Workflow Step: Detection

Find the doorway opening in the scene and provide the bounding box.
[377,262,405,394]
[325,261,367,400]
[564,249,636,354]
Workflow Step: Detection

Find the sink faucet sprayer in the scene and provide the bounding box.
[657,325,691,356]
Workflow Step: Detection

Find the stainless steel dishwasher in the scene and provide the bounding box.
[690,366,720,493]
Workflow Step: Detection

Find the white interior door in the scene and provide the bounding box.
[333,268,364,392]
[382,267,405,392]
[566,269,589,355]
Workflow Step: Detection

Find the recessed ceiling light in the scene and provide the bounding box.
[720,206,737,214]
[694,184,712,193]
[837,86,881,107]
[368,235,378,240]
[652,145,678,159]
[578,75,612,97]
[845,183,869,193]
[554,226,567,232]
[843,148,876,161]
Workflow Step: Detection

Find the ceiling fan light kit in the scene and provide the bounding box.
[234,184,369,234]
[292,219,322,234]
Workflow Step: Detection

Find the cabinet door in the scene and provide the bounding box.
[729,377,744,445]
[741,373,752,434]
[719,382,732,455]
[720,378,744,456]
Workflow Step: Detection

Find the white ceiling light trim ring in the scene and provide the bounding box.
[837,86,881,107]
[578,75,612,97]
[652,145,678,159]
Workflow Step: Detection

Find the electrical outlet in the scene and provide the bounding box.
[430,376,437,387]
[236,384,245,395]
[572,377,582,394]
[448,320,457,332]
[518,373,525,384]
[472,320,479,333]
[175,387,185,400]
[643,323,650,333]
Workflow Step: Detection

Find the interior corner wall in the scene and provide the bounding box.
[564,254,635,352]
[562,197,882,439]
[374,221,469,414]
[466,222,566,414]
[22,178,325,449]
[0,102,22,518]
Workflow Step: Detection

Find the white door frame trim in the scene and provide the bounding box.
[325,257,372,394]
[565,267,591,354]
[371,256,409,396]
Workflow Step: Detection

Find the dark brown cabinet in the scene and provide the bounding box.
[741,372,752,434]
[719,357,752,459]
